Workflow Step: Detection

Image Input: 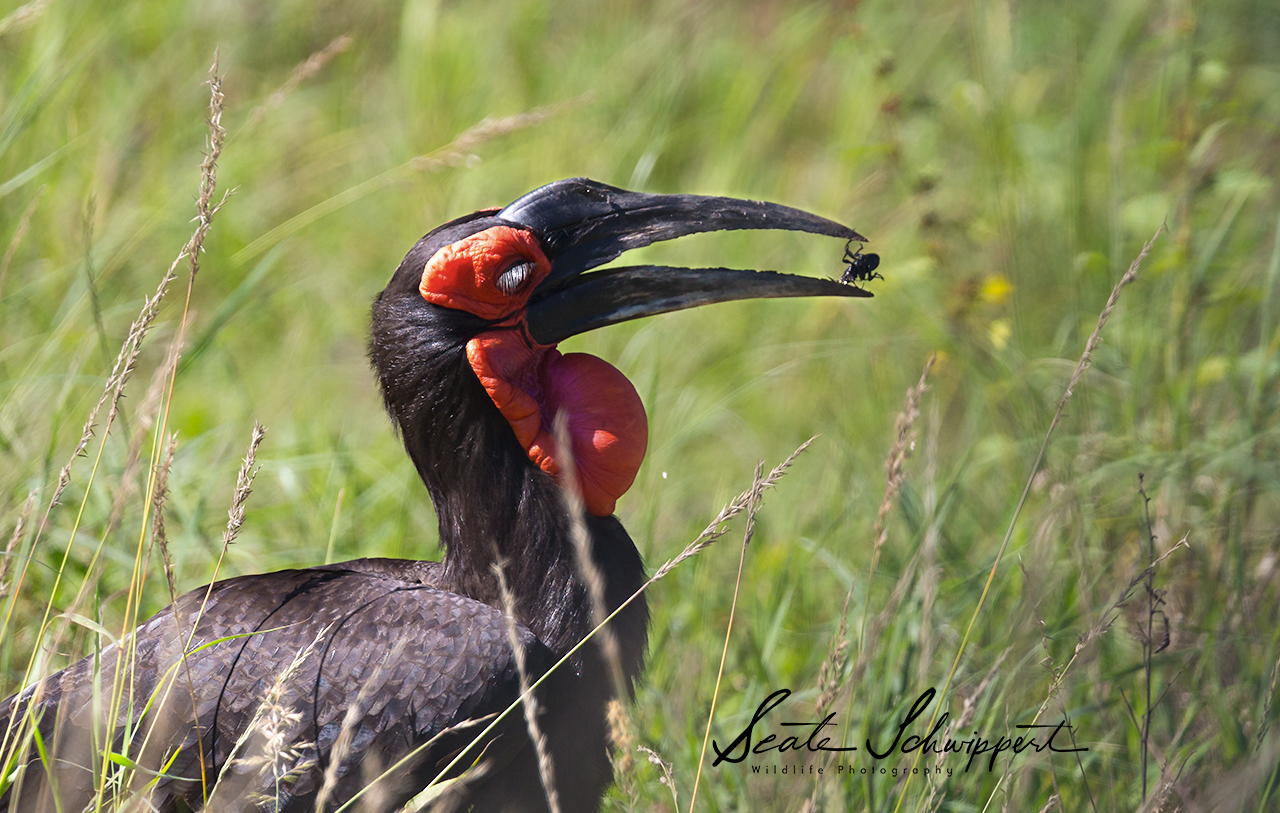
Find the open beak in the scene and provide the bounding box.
[499,178,873,345]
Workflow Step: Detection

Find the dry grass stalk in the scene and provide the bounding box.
[637,745,679,813]
[1139,753,1190,813]
[151,433,180,605]
[0,54,232,784]
[195,57,228,256]
[550,413,648,809]
[408,96,588,174]
[1137,473,1162,800]
[689,461,765,813]
[10,259,176,625]
[1064,229,1163,407]
[417,441,814,800]
[805,543,932,810]
[10,53,227,623]
[605,699,637,804]
[1257,651,1280,753]
[141,431,214,799]
[551,412,628,701]
[889,224,1166,813]
[207,631,324,812]
[234,96,586,266]
[653,438,813,582]
[0,0,50,37]
[246,34,354,129]
[1019,553,1097,813]
[33,358,186,740]
[859,353,934,648]
[222,422,267,549]
[51,346,185,668]
[955,648,1010,730]
[313,637,408,813]
[1035,795,1060,813]
[323,487,346,565]
[238,647,320,777]
[145,52,230,475]
[918,400,942,684]
[811,354,933,730]
[0,491,36,598]
[916,650,1010,813]
[1019,555,1059,677]
[492,559,561,813]
[104,357,177,537]
[1181,737,1277,811]
[331,716,496,813]
[0,186,44,301]
[186,422,266,648]
[1080,533,1190,660]
[975,534,1191,813]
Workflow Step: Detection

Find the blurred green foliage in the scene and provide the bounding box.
[2,0,1279,809]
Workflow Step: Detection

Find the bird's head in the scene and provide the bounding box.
[371,178,872,518]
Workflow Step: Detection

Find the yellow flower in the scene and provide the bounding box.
[980,275,1014,306]
[989,318,1012,350]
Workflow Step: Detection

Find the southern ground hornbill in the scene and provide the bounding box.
[0,179,872,812]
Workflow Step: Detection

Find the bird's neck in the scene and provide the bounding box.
[423,395,647,667]
[372,304,646,664]
[426,423,616,656]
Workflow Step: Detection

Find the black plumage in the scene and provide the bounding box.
[0,179,870,813]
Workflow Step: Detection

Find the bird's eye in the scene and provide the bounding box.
[496,260,535,295]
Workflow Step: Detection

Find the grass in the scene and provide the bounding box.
[2,0,1279,810]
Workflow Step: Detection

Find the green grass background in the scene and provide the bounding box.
[2,0,1279,809]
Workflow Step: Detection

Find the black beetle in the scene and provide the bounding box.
[840,239,883,288]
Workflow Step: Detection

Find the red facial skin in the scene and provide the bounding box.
[421,225,648,516]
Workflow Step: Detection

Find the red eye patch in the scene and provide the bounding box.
[419,225,551,321]
[425,224,648,515]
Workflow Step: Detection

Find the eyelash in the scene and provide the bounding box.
[496,260,535,295]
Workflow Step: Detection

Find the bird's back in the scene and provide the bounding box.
[0,559,549,813]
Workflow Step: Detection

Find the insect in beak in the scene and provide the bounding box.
[839,239,883,289]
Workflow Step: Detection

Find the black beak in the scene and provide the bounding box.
[500,178,874,345]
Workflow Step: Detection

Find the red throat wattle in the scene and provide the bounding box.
[422,225,649,516]
[466,333,647,516]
